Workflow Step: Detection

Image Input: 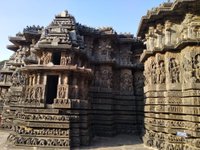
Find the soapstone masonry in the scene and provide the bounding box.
[0,0,199,149]
[138,0,200,150]
[0,11,144,148]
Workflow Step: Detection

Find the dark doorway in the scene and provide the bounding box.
[52,52,61,65]
[46,75,58,104]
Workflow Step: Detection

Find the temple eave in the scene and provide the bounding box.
[22,65,92,73]
[6,45,19,51]
[37,44,72,50]
[137,0,200,38]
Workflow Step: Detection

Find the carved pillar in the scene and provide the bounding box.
[37,73,40,84]
[165,21,172,46]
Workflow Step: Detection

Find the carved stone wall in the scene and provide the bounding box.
[138,1,200,149]
[1,10,145,149]
[0,39,35,128]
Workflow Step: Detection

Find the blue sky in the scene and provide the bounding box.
[0,0,167,61]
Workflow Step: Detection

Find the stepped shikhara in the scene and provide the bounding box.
[138,0,200,150]
[0,11,143,148]
[0,0,199,149]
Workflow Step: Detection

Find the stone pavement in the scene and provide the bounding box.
[0,130,153,150]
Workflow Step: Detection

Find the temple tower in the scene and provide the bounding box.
[7,11,92,148]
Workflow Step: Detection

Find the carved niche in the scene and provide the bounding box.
[60,52,72,65]
[194,54,200,83]
[145,27,156,51]
[120,70,133,92]
[156,54,166,84]
[168,58,180,83]
[100,66,112,89]
[182,47,200,84]
[40,52,52,65]
[155,24,164,49]
[11,71,25,87]
[98,39,113,61]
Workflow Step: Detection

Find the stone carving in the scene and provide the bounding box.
[194,54,200,82]
[58,85,67,99]
[155,24,164,49]
[14,126,69,137]
[24,85,44,104]
[11,71,25,87]
[98,39,112,60]
[60,53,72,65]
[165,20,173,46]
[139,2,200,150]
[156,60,165,84]
[120,72,133,92]
[41,52,52,65]
[100,68,112,88]
[2,8,145,149]
[145,27,156,51]
[35,86,43,100]
[168,58,180,83]
[182,54,194,83]
[151,61,157,84]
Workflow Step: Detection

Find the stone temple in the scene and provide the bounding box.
[0,0,199,149]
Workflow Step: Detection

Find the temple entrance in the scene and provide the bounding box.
[46,75,58,104]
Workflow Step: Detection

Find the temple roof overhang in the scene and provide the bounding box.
[8,36,27,45]
[137,0,200,39]
[22,65,93,75]
[140,39,200,62]
[6,44,19,51]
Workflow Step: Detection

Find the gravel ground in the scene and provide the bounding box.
[0,130,152,150]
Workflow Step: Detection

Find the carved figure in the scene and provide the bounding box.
[35,87,43,99]
[120,72,133,91]
[151,61,157,84]
[58,86,66,98]
[194,54,200,82]
[169,58,180,83]
[41,52,51,64]
[156,61,165,84]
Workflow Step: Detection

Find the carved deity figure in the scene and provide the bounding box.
[101,69,112,88]
[182,55,194,83]
[169,58,180,83]
[41,52,51,65]
[35,87,43,100]
[60,53,72,65]
[120,72,133,92]
[99,39,112,60]
[12,71,23,87]
[156,61,166,84]
[194,54,200,82]
[58,86,66,99]
[151,61,157,84]
[29,87,35,99]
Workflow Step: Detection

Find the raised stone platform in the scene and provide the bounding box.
[0,130,151,150]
